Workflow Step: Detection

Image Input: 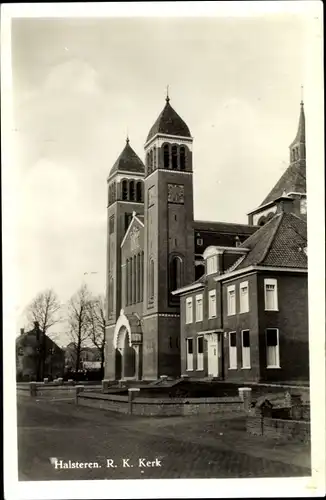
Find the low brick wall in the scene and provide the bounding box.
[77,392,244,416]
[17,382,102,399]
[247,414,310,443]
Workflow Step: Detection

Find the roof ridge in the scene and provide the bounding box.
[194,219,255,228]
[259,213,284,265]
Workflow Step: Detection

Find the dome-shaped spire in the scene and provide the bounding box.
[146,96,191,143]
[109,139,144,176]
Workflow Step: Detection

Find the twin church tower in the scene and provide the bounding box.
[105,96,195,381]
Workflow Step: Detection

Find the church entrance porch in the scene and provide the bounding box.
[113,310,143,381]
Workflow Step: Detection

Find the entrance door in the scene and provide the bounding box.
[207,334,220,377]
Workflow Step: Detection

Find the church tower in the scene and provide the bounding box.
[142,95,195,379]
[104,138,145,380]
[248,100,307,226]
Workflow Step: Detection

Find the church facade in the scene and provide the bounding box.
[103,97,308,384]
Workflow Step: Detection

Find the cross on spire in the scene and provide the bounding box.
[166,84,170,103]
[300,85,304,105]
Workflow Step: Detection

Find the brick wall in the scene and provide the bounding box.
[257,272,309,383]
[222,273,261,383]
[77,392,244,416]
[246,414,310,443]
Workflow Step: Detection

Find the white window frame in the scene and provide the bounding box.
[195,294,203,322]
[241,329,251,369]
[266,328,280,368]
[186,297,193,324]
[239,281,249,313]
[186,337,194,371]
[264,278,278,311]
[207,255,218,275]
[197,336,204,371]
[208,289,217,318]
[227,285,236,316]
[228,331,237,369]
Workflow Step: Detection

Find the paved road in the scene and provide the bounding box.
[17,397,310,481]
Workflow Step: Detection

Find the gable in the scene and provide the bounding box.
[121,216,144,256]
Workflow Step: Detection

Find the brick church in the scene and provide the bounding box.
[104,96,308,384]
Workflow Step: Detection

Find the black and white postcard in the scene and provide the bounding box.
[2,2,325,499]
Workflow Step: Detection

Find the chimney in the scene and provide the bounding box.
[20,328,24,335]
[34,321,40,330]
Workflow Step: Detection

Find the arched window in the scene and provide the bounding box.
[140,251,144,301]
[133,255,137,304]
[180,146,186,170]
[146,152,150,173]
[170,256,183,292]
[129,180,135,201]
[258,216,266,227]
[169,337,173,349]
[171,145,178,169]
[125,260,129,306]
[163,144,170,169]
[108,276,114,315]
[149,258,154,300]
[122,180,128,200]
[150,150,153,171]
[153,146,157,170]
[136,181,142,202]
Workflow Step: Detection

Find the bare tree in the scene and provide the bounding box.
[86,294,106,374]
[67,284,91,373]
[26,289,61,380]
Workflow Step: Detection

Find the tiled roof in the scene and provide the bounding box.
[232,212,307,270]
[194,220,257,235]
[109,140,145,176]
[146,98,191,142]
[260,162,306,206]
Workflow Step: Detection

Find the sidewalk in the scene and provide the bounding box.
[133,412,311,471]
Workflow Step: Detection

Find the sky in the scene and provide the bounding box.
[11,13,308,342]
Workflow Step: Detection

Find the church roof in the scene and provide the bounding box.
[231,212,307,271]
[260,162,306,206]
[146,97,191,142]
[194,220,257,235]
[109,139,145,177]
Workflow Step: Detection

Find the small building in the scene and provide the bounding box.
[16,322,65,381]
[64,343,102,371]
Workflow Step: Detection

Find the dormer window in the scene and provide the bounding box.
[207,255,218,274]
